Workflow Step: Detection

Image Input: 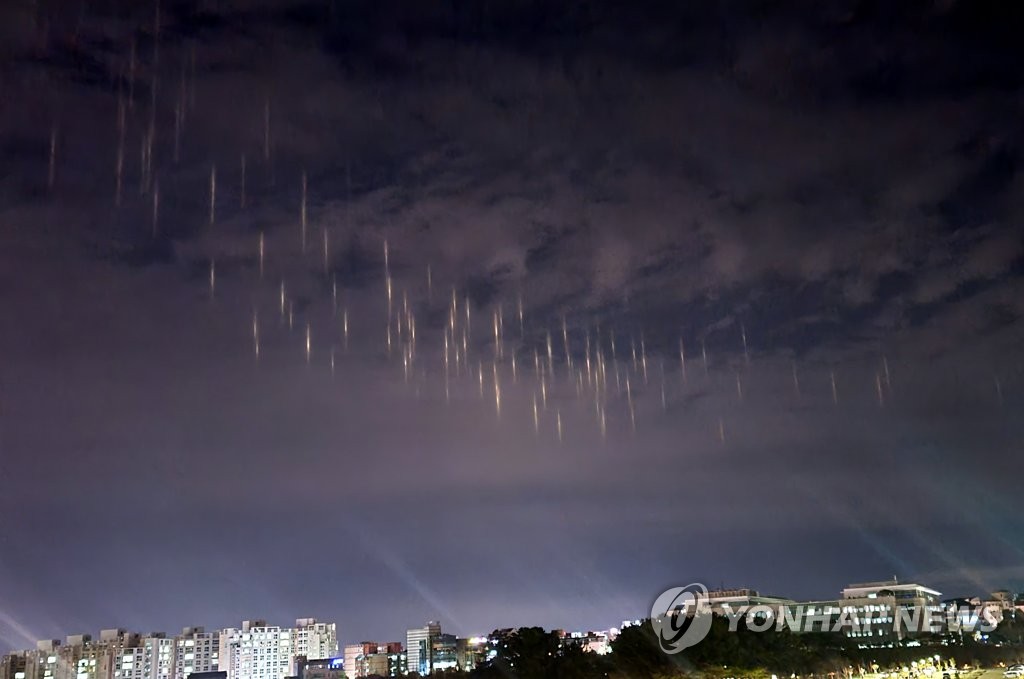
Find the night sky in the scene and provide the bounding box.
[1,0,1023,652]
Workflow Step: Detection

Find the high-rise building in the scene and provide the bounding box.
[173,628,219,679]
[289,621,336,666]
[215,619,336,679]
[23,638,82,679]
[404,623,440,676]
[1,651,26,679]
[1,632,143,679]
[217,621,291,679]
[401,624,485,674]
[2,621,334,679]
[130,634,175,679]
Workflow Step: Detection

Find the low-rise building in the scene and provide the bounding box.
[295,657,342,679]
[840,579,942,644]
[342,643,403,678]
[454,638,489,671]
[561,630,616,656]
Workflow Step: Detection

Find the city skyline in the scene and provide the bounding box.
[3,576,1022,656]
[3,578,1023,679]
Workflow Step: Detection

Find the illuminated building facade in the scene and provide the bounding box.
[217,621,291,679]
[1,621,332,679]
[404,623,440,676]
[172,628,219,679]
[289,621,336,666]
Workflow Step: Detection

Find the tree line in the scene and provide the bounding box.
[389,615,1024,679]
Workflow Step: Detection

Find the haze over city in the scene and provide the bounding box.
[1,0,1022,655]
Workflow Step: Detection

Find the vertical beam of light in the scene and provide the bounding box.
[209,164,217,225]
[322,228,330,274]
[626,376,635,432]
[151,179,159,237]
[493,361,501,418]
[741,322,750,365]
[300,170,308,253]
[305,323,312,364]
[331,276,338,316]
[115,96,125,207]
[640,334,648,385]
[252,310,260,362]
[343,308,349,352]
[263,98,271,161]
[258,232,265,278]
[679,338,687,385]
[517,295,524,338]
[532,393,539,434]
[48,122,57,191]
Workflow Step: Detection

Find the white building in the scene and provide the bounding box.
[4,631,142,679]
[562,630,617,655]
[119,635,175,679]
[289,620,337,662]
[3,620,336,679]
[838,579,942,643]
[405,622,440,676]
[218,622,291,679]
[172,628,219,679]
[704,588,796,615]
